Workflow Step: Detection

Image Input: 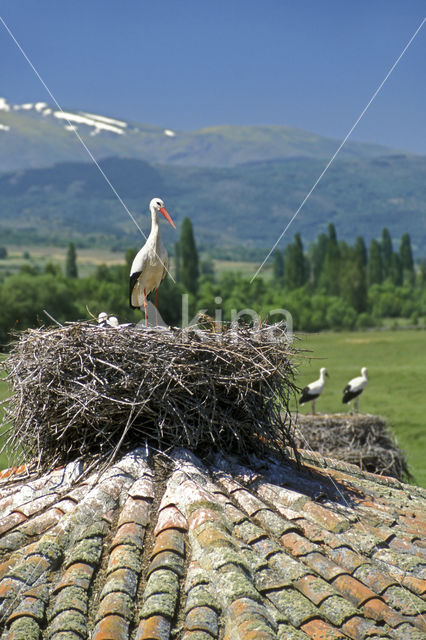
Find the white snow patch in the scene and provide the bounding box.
[164,129,176,137]
[42,108,52,116]
[34,102,48,112]
[80,111,127,128]
[0,123,10,131]
[64,124,77,132]
[14,103,34,110]
[0,98,10,112]
[53,111,125,135]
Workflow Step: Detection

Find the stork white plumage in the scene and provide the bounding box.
[342,367,368,412]
[97,312,108,327]
[129,198,176,326]
[299,367,328,414]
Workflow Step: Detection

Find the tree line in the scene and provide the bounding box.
[0,220,425,347]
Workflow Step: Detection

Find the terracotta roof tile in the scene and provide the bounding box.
[352,563,398,594]
[303,501,351,534]
[362,596,406,627]
[303,552,349,581]
[300,617,348,638]
[391,623,426,640]
[0,446,425,638]
[319,594,359,627]
[266,586,319,627]
[96,590,134,621]
[332,574,378,607]
[154,505,188,534]
[92,614,129,640]
[401,575,426,597]
[184,605,219,635]
[280,532,318,558]
[294,574,337,606]
[226,596,277,638]
[53,561,94,593]
[381,585,426,616]
[341,614,390,639]
[135,614,171,640]
[0,511,27,536]
[326,545,369,573]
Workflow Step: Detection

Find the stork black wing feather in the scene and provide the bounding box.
[299,387,319,405]
[342,387,363,404]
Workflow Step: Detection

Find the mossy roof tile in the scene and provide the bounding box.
[266,587,319,628]
[100,567,139,599]
[0,445,424,639]
[185,605,218,635]
[96,591,134,621]
[381,585,426,616]
[294,574,337,606]
[5,615,41,640]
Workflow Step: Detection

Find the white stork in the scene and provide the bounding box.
[299,367,328,414]
[342,367,368,412]
[129,197,176,326]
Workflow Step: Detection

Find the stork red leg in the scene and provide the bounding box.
[143,288,148,327]
[155,288,159,326]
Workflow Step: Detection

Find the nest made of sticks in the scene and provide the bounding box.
[294,413,410,481]
[1,322,298,472]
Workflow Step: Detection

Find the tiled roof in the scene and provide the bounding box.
[0,447,425,640]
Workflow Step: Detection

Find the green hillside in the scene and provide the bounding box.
[0,101,403,172]
[0,154,425,255]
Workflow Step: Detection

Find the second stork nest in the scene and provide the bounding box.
[2,322,297,471]
[294,413,410,481]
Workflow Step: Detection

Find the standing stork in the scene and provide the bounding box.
[342,367,368,412]
[129,197,176,326]
[299,367,328,414]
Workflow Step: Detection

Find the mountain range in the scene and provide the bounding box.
[0,97,425,257]
[0,96,403,171]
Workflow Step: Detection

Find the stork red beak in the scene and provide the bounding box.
[160,206,176,229]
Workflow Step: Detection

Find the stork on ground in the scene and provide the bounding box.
[129,197,176,326]
[342,367,368,412]
[299,367,328,414]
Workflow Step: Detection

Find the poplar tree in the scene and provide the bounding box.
[341,247,367,312]
[272,249,284,281]
[65,242,78,279]
[400,233,414,284]
[310,232,328,287]
[284,234,307,290]
[354,236,368,267]
[390,253,403,286]
[381,228,393,278]
[368,239,383,285]
[320,223,340,295]
[180,217,199,294]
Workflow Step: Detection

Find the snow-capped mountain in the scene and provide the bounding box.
[0,96,402,173]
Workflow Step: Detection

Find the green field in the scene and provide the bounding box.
[292,329,426,487]
[1,329,425,486]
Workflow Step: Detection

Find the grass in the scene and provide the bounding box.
[0,245,127,279]
[1,329,425,487]
[292,329,426,487]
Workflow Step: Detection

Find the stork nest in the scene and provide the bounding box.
[1,322,298,473]
[294,414,411,481]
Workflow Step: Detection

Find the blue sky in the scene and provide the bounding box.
[1,1,425,153]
